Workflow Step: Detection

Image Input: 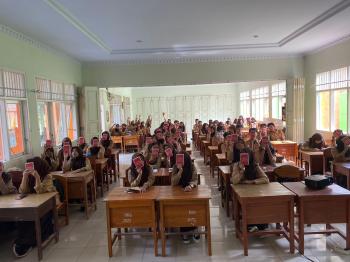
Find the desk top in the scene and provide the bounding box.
[218,165,231,174]
[262,163,304,173]
[0,192,57,209]
[104,186,160,201]
[216,153,226,159]
[51,170,93,179]
[104,185,211,201]
[333,162,350,169]
[157,185,211,200]
[300,150,324,156]
[270,140,297,145]
[232,182,295,198]
[153,168,170,177]
[208,146,218,151]
[283,182,350,197]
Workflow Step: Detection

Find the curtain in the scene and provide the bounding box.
[293,78,305,143]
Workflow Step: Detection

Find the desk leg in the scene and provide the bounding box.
[225,177,230,217]
[233,193,239,235]
[106,205,112,257]
[160,204,166,257]
[289,199,295,254]
[53,198,59,243]
[242,205,248,256]
[347,199,350,250]
[219,172,224,208]
[298,201,305,255]
[35,214,43,260]
[206,202,212,256]
[83,182,89,219]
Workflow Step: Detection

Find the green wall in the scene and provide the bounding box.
[304,38,350,139]
[0,29,82,167]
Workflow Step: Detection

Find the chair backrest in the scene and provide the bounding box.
[323,147,333,173]
[123,135,139,146]
[274,165,303,182]
[111,136,122,144]
[52,175,68,203]
[87,155,97,173]
[8,170,23,190]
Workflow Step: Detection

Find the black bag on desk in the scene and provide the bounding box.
[305,175,333,190]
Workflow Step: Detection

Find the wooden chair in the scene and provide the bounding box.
[273,165,304,183]
[323,147,333,176]
[88,156,109,197]
[111,136,123,150]
[123,135,140,152]
[52,175,69,226]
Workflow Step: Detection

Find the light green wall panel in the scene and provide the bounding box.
[0,30,82,168]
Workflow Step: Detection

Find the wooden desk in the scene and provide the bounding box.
[111,149,120,179]
[208,146,219,177]
[283,182,350,254]
[95,158,109,197]
[271,141,298,162]
[300,151,324,175]
[215,153,229,186]
[0,193,59,260]
[333,162,350,189]
[104,187,158,257]
[218,165,232,217]
[153,168,171,186]
[51,170,97,219]
[158,186,212,257]
[201,141,210,160]
[232,182,295,256]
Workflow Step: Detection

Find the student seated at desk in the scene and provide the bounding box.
[0,161,17,195]
[258,137,277,166]
[42,147,58,172]
[331,135,350,162]
[267,122,285,141]
[13,157,58,258]
[154,128,166,146]
[235,124,244,140]
[301,133,326,151]
[100,131,113,152]
[171,152,199,244]
[78,136,88,153]
[246,128,260,155]
[220,132,233,164]
[110,123,122,136]
[147,143,167,168]
[200,123,209,136]
[331,129,343,147]
[231,149,269,185]
[62,146,92,173]
[87,137,105,159]
[57,137,72,171]
[164,144,177,167]
[130,153,155,192]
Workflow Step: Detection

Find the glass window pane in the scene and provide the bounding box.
[6,101,24,155]
[332,89,347,131]
[37,102,50,146]
[65,103,77,141]
[52,102,65,145]
[0,117,4,161]
[316,91,330,131]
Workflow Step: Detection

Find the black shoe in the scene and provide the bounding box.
[193,234,200,243]
[13,243,32,258]
[182,235,190,244]
[80,206,85,212]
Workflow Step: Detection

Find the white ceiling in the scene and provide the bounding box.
[0,0,350,63]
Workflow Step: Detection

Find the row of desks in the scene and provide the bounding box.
[232,182,350,256]
[104,186,211,257]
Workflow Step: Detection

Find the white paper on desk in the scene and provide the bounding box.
[126,187,141,193]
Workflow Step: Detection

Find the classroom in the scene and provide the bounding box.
[1,1,350,261]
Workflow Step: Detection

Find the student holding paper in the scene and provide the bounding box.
[78,136,88,153]
[41,147,59,172]
[231,149,269,185]
[146,143,166,168]
[130,153,154,192]
[267,122,285,141]
[0,161,17,195]
[246,128,260,158]
[220,132,234,164]
[258,136,276,166]
[62,146,92,173]
[57,137,72,171]
[171,152,199,244]
[14,157,58,258]
[87,137,105,159]
[164,144,177,167]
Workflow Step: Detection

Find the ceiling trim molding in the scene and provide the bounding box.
[278,0,350,46]
[43,0,111,53]
[85,54,302,65]
[44,0,350,57]
[305,33,350,55]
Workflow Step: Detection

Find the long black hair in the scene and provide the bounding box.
[130,153,151,187]
[173,152,193,188]
[233,138,246,163]
[335,135,350,157]
[27,157,50,193]
[70,146,86,171]
[308,133,325,149]
[100,131,112,148]
[242,149,259,181]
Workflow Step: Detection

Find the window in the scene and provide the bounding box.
[37,102,50,145]
[316,67,349,132]
[0,69,27,161]
[271,82,286,119]
[36,78,78,145]
[240,91,250,117]
[251,87,269,121]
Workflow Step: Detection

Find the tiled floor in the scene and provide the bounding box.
[1,149,350,261]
